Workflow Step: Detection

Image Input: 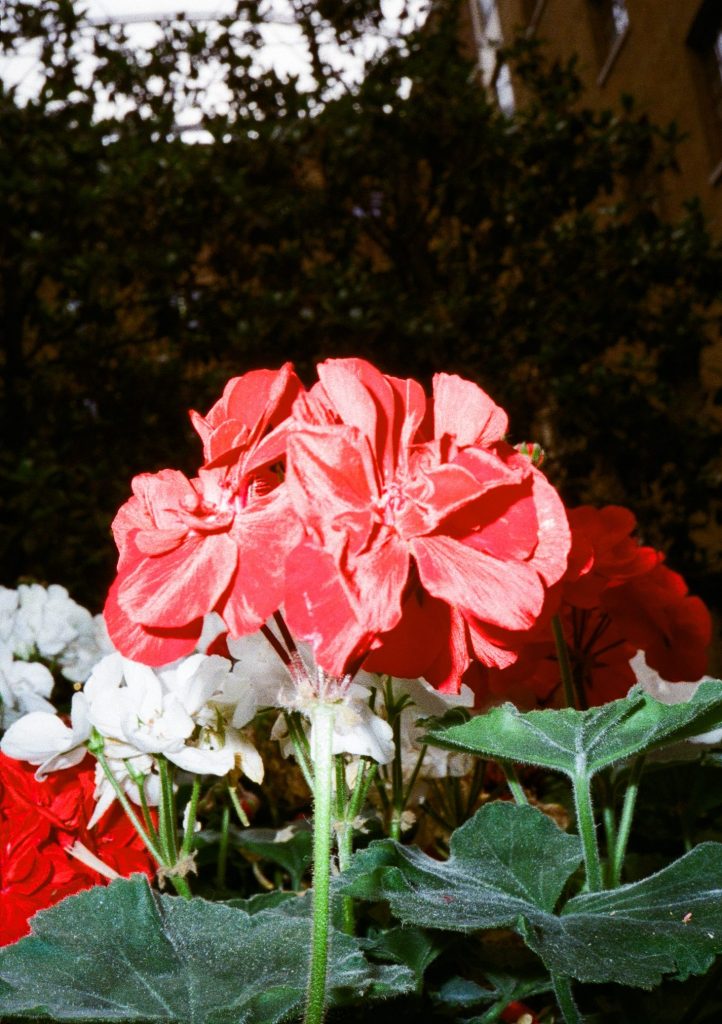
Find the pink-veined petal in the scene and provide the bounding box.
[104,577,201,666]
[465,615,521,670]
[412,534,544,631]
[423,606,471,694]
[133,527,188,557]
[523,465,571,586]
[316,358,387,457]
[221,489,303,637]
[342,529,410,635]
[432,373,508,447]
[286,425,377,548]
[118,531,238,628]
[399,462,489,538]
[284,540,375,676]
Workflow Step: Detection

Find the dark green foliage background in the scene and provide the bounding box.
[2,0,721,615]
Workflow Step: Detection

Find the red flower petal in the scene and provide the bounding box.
[285,541,376,676]
[104,576,201,665]
[432,372,508,447]
[118,531,238,629]
[412,534,544,631]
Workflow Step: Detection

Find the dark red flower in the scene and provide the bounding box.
[601,562,711,683]
[471,505,712,708]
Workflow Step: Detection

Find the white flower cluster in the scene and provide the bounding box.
[2,602,476,833]
[227,630,475,782]
[2,651,262,826]
[0,583,112,729]
[228,631,396,764]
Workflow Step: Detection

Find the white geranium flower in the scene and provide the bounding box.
[227,628,291,706]
[0,644,56,729]
[393,677,475,780]
[229,628,393,764]
[86,651,263,781]
[88,750,161,829]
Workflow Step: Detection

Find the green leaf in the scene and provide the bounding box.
[339,801,722,989]
[233,823,312,890]
[361,926,443,992]
[433,970,550,1015]
[0,878,415,1022]
[224,890,298,915]
[341,802,582,930]
[426,681,722,781]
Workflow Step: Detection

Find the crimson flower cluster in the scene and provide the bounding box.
[473,504,712,708]
[0,752,154,946]
[105,359,571,692]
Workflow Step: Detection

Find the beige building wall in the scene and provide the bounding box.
[480,0,722,232]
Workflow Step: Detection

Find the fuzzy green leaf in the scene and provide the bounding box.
[233,823,312,890]
[339,801,722,989]
[0,877,414,1022]
[426,681,722,780]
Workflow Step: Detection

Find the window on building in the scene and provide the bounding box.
[588,0,630,82]
[688,1,722,179]
[468,0,515,113]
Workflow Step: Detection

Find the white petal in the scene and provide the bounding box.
[169,745,235,776]
[1,711,73,764]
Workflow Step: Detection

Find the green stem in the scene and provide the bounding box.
[573,774,603,892]
[216,803,230,889]
[500,761,529,805]
[356,760,378,812]
[94,750,164,865]
[337,759,372,935]
[552,614,577,709]
[170,876,192,899]
[334,756,348,820]
[227,783,250,827]
[610,756,645,888]
[390,709,404,841]
[595,772,617,886]
[285,710,315,793]
[127,766,160,847]
[158,757,179,863]
[401,743,427,807]
[181,777,202,857]
[552,975,583,1024]
[305,703,336,1024]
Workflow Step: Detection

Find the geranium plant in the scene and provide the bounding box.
[1,359,720,1024]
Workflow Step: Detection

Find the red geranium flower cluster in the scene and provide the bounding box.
[473,505,712,708]
[0,752,154,946]
[106,359,571,693]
